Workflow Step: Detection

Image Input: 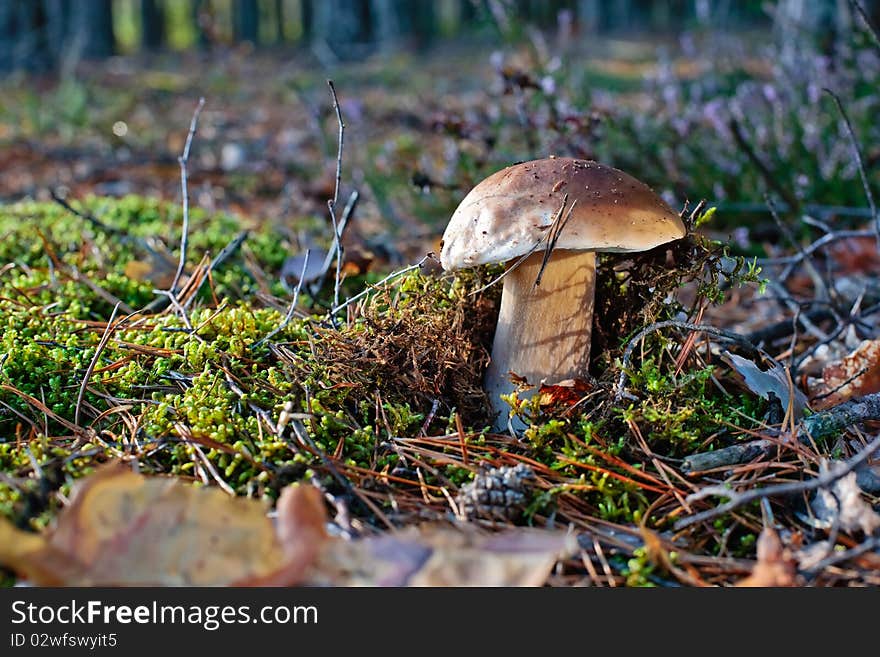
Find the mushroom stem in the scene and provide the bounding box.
[485,250,596,431]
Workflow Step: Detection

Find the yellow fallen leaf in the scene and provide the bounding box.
[308,524,575,587]
[0,463,326,586]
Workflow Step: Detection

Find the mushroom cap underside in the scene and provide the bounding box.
[440,157,687,270]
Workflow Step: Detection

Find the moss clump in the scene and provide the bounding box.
[0,196,503,529]
[1,195,775,584]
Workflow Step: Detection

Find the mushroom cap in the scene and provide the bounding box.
[440,158,686,270]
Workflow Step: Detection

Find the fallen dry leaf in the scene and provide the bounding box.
[0,463,325,586]
[828,235,880,274]
[808,339,880,409]
[735,526,798,587]
[307,525,576,587]
[810,468,880,535]
[239,481,329,586]
[724,352,807,417]
[1,463,574,587]
[537,378,593,409]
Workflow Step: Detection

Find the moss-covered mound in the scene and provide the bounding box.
[0,196,503,527]
[2,195,779,586]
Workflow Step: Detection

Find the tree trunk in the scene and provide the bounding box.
[70,0,114,59]
[273,0,284,42]
[311,0,372,60]
[141,0,164,49]
[234,0,259,44]
[373,0,434,51]
[577,0,600,33]
[774,0,845,62]
[300,0,313,42]
[0,0,19,70]
[43,0,72,64]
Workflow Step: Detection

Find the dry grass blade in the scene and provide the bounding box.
[533,194,576,290]
[75,303,124,428]
[170,97,206,293]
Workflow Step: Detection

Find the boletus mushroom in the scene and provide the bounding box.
[440,157,686,430]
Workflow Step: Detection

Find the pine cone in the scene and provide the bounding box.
[457,463,535,522]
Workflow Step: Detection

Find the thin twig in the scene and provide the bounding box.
[675,431,880,530]
[313,190,359,293]
[805,534,880,573]
[170,97,206,292]
[75,303,122,427]
[765,194,828,301]
[764,279,829,341]
[715,201,875,218]
[182,230,249,310]
[613,321,761,404]
[50,190,125,237]
[533,195,576,290]
[326,80,346,313]
[252,249,311,348]
[327,80,344,207]
[467,238,547,296]
[329,254,434,316]
[50,190,159,259]
[849,0,880,52]
[288,417,394,529]
[823,88,879,248]
[327,200,344,312]
[467,197,573,298]
[759,229,873,270]
[728,117,801,214]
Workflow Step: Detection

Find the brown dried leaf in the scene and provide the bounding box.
[236,482,329,586]
[828,235,880,274]
[809,339,880,409]
[0,463,326,586]
[123,251,178,288]
[735,527,798,587]
[308,525,575,587]
[537,378,593,409]
[811,469,880,535]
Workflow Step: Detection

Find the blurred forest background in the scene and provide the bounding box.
[2,0,784,69]
[2,0,879,253]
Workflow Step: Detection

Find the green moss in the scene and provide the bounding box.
[0,194,770,579]
[0,197,503,528]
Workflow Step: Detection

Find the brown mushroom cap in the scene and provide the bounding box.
[440,158,686,270]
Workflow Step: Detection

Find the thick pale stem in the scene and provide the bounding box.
[485,250,596,430]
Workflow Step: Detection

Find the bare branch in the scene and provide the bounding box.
[823,88,879,248]
[613,321,761,404]
[171,97,206,293]
[684,391,880,473]
[728,117,801,215]
[329,254,435,316]
[178,230,249,312]
[327,80,344,208]
[676,424,880,530]
[252,249,311,348]
[325,80,349,315]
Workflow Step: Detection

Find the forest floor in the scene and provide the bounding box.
[1,28,880,587]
